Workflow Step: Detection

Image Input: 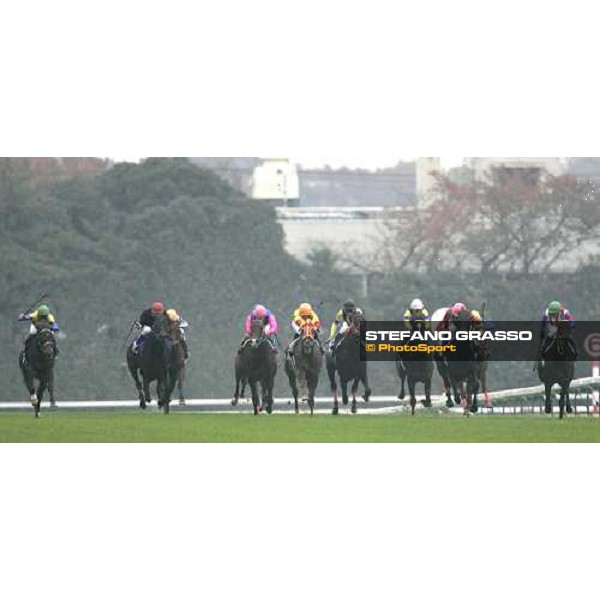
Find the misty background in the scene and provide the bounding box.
[2,156,600,402]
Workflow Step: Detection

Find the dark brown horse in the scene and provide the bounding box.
[327,313,371,415]
[19,327,56,418]
[396,322,434,415]
[233,319,277,415]
[285,321,323,415]
[537,321,576,419]
[441,313,480,415]
[127,318,181,414]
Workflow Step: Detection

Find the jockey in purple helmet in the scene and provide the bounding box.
[539,300,577,358]
[239,304,279,353]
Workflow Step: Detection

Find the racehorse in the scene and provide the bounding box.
[19,326,56,418]
[327,312,372,415]
[396,322,434,415]
[443,313,480,415]
[537,321,576,419]
[128,318,180,414]
[233,319,277,415]
[285,320,323,415]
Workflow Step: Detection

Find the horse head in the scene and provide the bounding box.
[349,312,365,336]
[36,328,56,360]
[556,320,573,340]
[250,318,266,347]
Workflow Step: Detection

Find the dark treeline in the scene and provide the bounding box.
[1,158,599,401]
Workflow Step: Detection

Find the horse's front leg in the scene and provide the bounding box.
[566,389,574,414]
[397,361,406,400]
[249,380,260,416]
[143,377,152,408]
[178,368,186,407]
[362,367,371,402]
[132,368,145,406]
[345,379,357,414]
[23,368,37,406]
[559,385,567,420]
[545,383,553,414]
[408,376,417,416]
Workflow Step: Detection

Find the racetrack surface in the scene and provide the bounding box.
[1,404,599,443]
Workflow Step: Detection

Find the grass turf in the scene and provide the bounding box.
[0,412,599,442]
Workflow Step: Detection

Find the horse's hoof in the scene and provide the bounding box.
[179,400,186,407]
[266,405,273,415]
[351,402,357,415]
[332,405,339,416]
[254,408,259,416]
[545,406,552,415]
[231,399,238,407]
[567,406,574,415]
[259,405,265,413]
[446,400,454,409]
[398,393,406,400]
[422,400,433,408]
[50,401,57,409]
[295,408,300,415]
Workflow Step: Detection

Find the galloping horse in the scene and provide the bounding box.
[396,321,434,415]
[285,320,323,415]
[537,321,576,419]
[327,312,372,415]
[19,326,56,418]
[234,319,277,415]
[443,313,480,415]
[128,318,180,414]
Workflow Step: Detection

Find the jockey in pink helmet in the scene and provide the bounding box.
[239,304,279,352]
[434,303,468,332]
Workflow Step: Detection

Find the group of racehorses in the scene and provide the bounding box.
[19,308,577,420]
[233,312,371,416]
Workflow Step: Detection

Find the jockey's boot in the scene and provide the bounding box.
[181,339,189,360]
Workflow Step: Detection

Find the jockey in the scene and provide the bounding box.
[539,301,576,355]
[435,303,468,332]
[403,299,431,331]
[290,302,324,353]
[133,300,164,354]
[239,304,279,352]
[165,308,190,360]
[18,304,60,357]
[329,299,365,353]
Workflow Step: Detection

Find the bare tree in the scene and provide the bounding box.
[369,169,600,275]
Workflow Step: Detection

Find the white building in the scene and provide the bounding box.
[252,158,300,206]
